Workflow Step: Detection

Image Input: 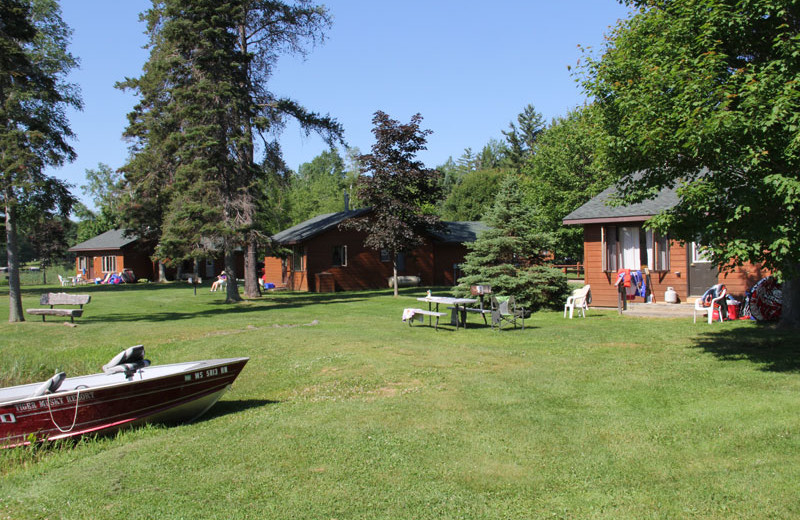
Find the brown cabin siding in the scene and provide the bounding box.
[264,226,471,292]
[582,223,768,307]
[74,248,155,281]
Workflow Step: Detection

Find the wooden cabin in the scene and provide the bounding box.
[68,229,155,282]
[264,209,487,292]
[69,229,245,282]
[563,185,768,307]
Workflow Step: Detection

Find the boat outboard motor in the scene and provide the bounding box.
[32,372,66,397]
[102,345,151,379]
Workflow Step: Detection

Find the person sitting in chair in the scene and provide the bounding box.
[702,283,729,320]
[210,271,227,292]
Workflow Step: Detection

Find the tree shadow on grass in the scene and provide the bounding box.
[693,324,800,373]
[14,283,444,324]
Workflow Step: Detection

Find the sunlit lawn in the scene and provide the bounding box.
[1,282,799,519]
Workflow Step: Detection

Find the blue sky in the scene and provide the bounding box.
[53,1,630,207]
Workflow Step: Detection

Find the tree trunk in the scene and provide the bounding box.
[780,267,800,329]
[244,236,259,298]
[5,199,24,322]
[224,247,242,303]
[158,260,167,283]
[392,259,399,297]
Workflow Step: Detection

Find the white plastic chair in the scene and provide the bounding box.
[693,292,726,324]
[564,284,590,319]
[58,274,69,287]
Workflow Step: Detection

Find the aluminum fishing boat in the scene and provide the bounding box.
[0,346,248,448]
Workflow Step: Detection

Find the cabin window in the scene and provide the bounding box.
[78,256,88,272]
[102,255,117,273]
[332,245,347,267]
[380,249,390,262]
[647,231,670,271]
[692,241,712,263]
[292,246,305,272]
[602,226,669,272]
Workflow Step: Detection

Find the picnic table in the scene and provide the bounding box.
[417,296,478,329]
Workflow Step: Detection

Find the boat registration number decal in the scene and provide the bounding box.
[185,365,229,382]
[0,413,15,423]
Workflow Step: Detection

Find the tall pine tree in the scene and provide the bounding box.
[120,0,342,298]
[455,175,569,311]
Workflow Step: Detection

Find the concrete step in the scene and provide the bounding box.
[618,302,695,318]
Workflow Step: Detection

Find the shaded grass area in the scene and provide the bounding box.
[1,283,799,519]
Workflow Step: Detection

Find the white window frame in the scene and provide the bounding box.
[603,225,670,272]
[102,255,117,273]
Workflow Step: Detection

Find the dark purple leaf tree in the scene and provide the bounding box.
[344,112,443,296]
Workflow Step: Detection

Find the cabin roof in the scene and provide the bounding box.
[68,229,139,252]
[272,209,371,245]
[272,209,487,245]
[562,183,680,225]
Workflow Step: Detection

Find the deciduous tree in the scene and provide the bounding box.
[582,0,800,327]
[441,168,506,222]
[343,112,443,296]
[522,106,614,262]
[287,149,349,224]
[0,0,80,321]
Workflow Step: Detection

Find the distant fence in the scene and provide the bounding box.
[550,264,584,278]
[0,266,72,287]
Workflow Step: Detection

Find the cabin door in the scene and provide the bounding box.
[688,242,718,296]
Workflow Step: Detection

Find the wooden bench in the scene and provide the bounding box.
[402,308,448,330]
[26,293,91,323]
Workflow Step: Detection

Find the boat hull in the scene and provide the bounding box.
[0,357,248,448]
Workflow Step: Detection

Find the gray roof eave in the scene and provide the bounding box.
[562,183,680,225]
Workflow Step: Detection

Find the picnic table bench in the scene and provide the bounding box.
[26,293,91,323]
[402,308,448,330]
[460,306,492,324]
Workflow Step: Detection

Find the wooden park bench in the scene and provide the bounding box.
[402,308,448,330]
[26,293,91,323]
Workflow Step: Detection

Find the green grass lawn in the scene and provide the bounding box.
[1,282,799,519]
